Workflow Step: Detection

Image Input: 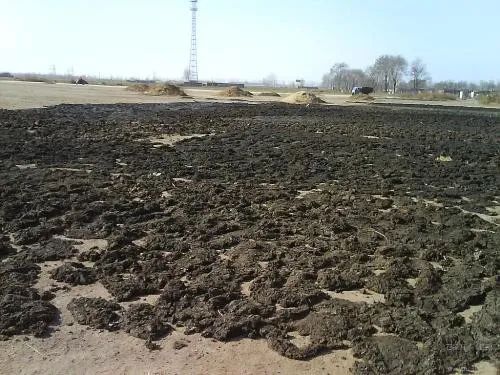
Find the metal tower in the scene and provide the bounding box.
[188,0,198,82]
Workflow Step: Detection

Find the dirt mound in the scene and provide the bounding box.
[282,91,325,104]
[127,83,186,96]
[147,84,187,97]
[218,86,253,97]
[257,92,281,97]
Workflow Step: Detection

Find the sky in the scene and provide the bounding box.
[1,0,499,84]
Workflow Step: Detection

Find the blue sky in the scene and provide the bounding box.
[1,0,499,83]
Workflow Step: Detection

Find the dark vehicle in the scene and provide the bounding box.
[352,86,374,95]
[76,77,88,85]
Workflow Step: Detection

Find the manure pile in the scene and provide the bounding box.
[219,86,253,97]
[127,83,186,96]
[283,91,325,104]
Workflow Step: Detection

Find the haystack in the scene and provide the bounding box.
[282,91,325,104]
[219,86,253,97]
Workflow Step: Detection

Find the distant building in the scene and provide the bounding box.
[295,79,318,90]
[126,79,157,84]
[295,79,305,88]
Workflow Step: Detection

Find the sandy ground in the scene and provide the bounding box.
[0,80,488,110]
[0,81,290,110]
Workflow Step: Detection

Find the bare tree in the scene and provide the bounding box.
[365,65,382,90]
[321,73,333,89]
[479,80,497,91]
[343,69,367,91]
[371,55,407,93]
[372,55,391,92]
[322,63,372,92]
[322,62,348,90]
[410,58,429,89]
[388,56,408,94]
[332,63,349,91]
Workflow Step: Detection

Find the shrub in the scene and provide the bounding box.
[478,93,500,106]
[15,75,55,84]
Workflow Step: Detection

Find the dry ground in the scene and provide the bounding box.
[0,80,486,110]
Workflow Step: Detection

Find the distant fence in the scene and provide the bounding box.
[183,81,245,88]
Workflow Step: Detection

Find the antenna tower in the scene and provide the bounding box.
[188,0,198,82]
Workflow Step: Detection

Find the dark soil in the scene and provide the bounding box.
[122,303,172,340]
[67,297,121,331]
[13,238,77,260]
[0,259,58,337]
[0,238,16,259]
[0,102,499,373]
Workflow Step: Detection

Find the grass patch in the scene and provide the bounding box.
[478,93,500,106]
[400,92,456,101]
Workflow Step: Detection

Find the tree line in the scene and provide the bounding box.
[321,55,499,93]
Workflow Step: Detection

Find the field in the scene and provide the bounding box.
[0,83,499,374]
[0,80,490,109]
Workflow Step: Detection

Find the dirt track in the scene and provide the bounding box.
[0,102,499,374]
